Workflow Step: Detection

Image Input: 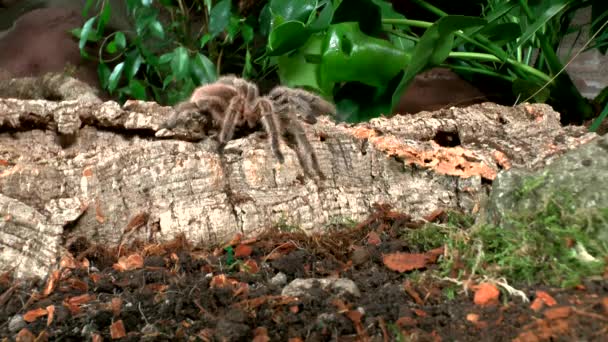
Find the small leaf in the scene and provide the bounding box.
[199,33,212,49]
[209,0,231,38]
[190,53,218,84]
[114,32,127,50]
[171,47,190,80]
[79,17,97,50]
[124,79,147,100]
[241,23,254,44]
[125,52,143,79]
[97,63,111,89]
[108,62,125,92]
[97,0,112,33]
[149,20,165,39]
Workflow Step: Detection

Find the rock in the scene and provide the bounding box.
[481,132,608,244]
[0,8,101,92]
[269,272,287,287]
[8,315,25,333]
[282,278,361,298]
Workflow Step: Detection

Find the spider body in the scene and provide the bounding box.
[171,75,336,179]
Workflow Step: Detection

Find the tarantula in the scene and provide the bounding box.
[170,75,336,179]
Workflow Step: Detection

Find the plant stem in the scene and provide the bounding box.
[448,52,552,82]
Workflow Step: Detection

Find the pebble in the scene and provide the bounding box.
[270,272,287,286]
[282,278,360,298]
[8,315,25,333]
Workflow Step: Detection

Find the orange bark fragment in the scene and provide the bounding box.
[235,244,253,258]
[113,254,144,272]
[46,305,55,326]
[23,307,48,322]
[241,259,259,274]
[42,270,60,297]
[16,328,35,342]
[466,313,479,322]
[382,252,428,272]
[543,306,572,320]
[366,231,381,246]
[602,297,608,315]
[111,297,122,317]
[110,320,126,339]
[473,283,500,306]
[252,327,270,342]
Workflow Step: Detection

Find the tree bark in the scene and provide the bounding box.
[0,96,597,279]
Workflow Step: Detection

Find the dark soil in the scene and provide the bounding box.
[1,205,607,341]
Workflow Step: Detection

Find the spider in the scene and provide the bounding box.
[170,75,336,179]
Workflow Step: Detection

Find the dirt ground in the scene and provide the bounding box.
[1,205,607,341]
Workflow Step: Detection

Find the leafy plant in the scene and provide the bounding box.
[74,0,608,127]
[73,0,260,105]
[265,0,607,124]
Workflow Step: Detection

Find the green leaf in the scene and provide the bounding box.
[516,1,568,49]
[82,0,95,17]
[125,51,143,79]
[390,15,486,111]
[270,0,316,23]
[268,21,312,56]
[308,0,334,32]
[241,24,254,44]
[122,79,148,100]
[97,62,111,89]
[190,53,217,85]
[158,52,174,64]
[209,0,231,38]
[106,31,127,54]
[278,34,327,94]
[259,4,272,36]
[334,81,396,123]
[149,20,165,39]
[478,22,522,46]
[243,49,253,78]
[97,1,112,33]
[79,17,97,50]
[320,22,409,88]
[171,47,190,80]
[114,32,127,50]
[199,34,212,49]
[108,62,125,93]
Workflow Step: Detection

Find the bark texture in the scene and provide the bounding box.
[0,95,597,279]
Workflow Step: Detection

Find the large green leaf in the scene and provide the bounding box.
[190,53,217,85]
[268,21,312,56]
[390,15,486,110]
[270,0,316,23]
[320,22,410,88]
[277,34,329,95]
[209,0,232,38]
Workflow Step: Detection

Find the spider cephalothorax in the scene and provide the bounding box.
[171,75,336,179]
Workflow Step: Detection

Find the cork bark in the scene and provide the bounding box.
[0,94,597,279]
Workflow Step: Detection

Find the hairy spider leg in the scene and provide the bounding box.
[218,96,246,146]
[283,109,325,180]
[255,98,284,163]
[290,88,337,119]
